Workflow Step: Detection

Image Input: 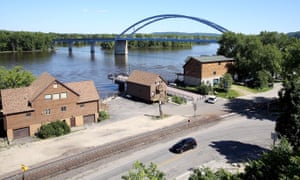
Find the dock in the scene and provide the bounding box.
[107,73,129,83]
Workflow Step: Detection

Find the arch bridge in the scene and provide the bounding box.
[52,14,229,55]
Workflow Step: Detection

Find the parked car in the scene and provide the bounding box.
[205,95,217,104]
[169,137,197,153]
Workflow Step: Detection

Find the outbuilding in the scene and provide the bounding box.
[126,70,167,103]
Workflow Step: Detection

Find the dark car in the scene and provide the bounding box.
[169,137,197,153]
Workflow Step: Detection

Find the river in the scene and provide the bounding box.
[0,44,218,99]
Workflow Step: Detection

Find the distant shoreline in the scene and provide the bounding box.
[0,49,54,54]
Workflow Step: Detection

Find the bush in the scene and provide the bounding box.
[98,111,110,122]
[38,120,70,139]
[197,84,211,95]
[171,95,186,104]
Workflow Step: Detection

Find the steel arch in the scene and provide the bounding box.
[117,14,229,38]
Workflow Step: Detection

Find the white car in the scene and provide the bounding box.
[206,95,217,104]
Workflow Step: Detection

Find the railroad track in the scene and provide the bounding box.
[2,114,232,180]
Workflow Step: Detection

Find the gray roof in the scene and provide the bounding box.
[186,55,234,63]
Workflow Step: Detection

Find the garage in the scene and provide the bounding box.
[83,114,95,124]
[13,127,30,139]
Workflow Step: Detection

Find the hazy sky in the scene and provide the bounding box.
[1,0,299,34]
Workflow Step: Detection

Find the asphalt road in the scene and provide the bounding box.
[63,113,275,180]
[49,83,281,180]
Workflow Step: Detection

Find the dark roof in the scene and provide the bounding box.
[127,70,165,86]
[185,55,234,63]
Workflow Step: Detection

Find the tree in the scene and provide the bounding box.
[0,66,35,89]
[188,167,240,180]
[242,138,300,179]
[217,32,243,58]
[122,161,166,180]
[253,70,272,89]
[275,78,300,148]
[282,39,300,80]
[275,39,300,148]
[219,73,233,92]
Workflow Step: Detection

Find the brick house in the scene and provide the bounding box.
[0,72,100,140]
[183,55,234,86]
[126,70,167,103]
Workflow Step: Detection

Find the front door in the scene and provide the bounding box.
[70,117,76,127]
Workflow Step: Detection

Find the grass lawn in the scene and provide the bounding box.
[215,89,240,99]
[176,83,273,100]
[232,84,272,93]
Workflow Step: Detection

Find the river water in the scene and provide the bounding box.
[0,44,218,99]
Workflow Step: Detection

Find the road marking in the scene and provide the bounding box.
[157,150,193,168]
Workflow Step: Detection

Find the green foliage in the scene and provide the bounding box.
[276,39,300,149]
[217,31,286,88]
[98,111,110,122]
[122,161,166,180]
[38,120,70,139]
[171,95,186,104]
[219,73,233,91]
[253,70,273,89]
[282,38,300,80]
[197,84,211,95]
[0,66,35,89]
[0,30,55,52]
[242,138,300,180]
[189,167,241,180]
[276,78,300,148]
[214,88,239,99]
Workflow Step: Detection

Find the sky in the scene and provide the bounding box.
[0,0,299,35]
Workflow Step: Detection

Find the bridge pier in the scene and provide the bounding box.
[114,40,128,55]
[90,41,95,54]
[68,41,73,54]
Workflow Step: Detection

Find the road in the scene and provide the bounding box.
[53,113,275,180]
[0,83,281,179]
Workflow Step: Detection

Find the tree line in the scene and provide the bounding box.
[0,30,219,52]
[217,31,299,89]
[0,30,56,52]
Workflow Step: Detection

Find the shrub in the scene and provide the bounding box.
[171,95,186,104]
[197,84,211,95]
[38,120,70,139]
[98,111,110,122]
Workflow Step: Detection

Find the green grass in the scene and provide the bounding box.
[233,84,272,93]
[214,88,240,99]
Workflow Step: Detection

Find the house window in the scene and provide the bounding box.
[53,93,59,100]
[45,94,52,100]
[45,109,51,115]
[26,112,31,117]
[60,92,67,99]
[213,71,217,75]
[80,104,84,108]
[61,106,67,112]
[218,61,221,65]
[53,82,58,88]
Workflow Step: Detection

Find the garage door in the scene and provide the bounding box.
[13,127,30,139]
[83,114,95,124]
